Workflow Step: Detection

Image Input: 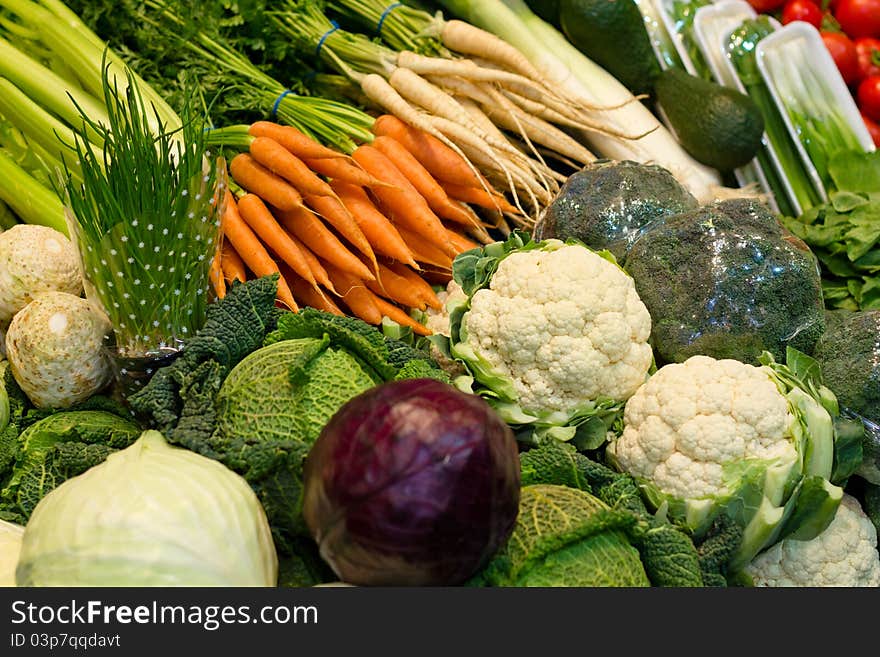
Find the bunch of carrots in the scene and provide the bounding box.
[209,115,519,335]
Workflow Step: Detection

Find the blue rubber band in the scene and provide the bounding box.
[376,3,402,37]
[271,89,295,120]
[315,20,340,59]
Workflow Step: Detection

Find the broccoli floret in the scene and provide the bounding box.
[813,309,880,424]
[624,199,826,365]
[535,159,699,264]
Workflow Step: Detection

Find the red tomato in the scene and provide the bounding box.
[822,31,862,84]
[858,75,880,121]
[835,0,880,39]
[782,0,824,27]
[863,113,880,146]
[856,37,880,79]
[746,0,787,11]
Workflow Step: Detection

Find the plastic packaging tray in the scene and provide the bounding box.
[756,22,877,185]
[691,2,792,212]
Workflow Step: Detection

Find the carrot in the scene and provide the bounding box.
[209,252,226,299]
[220,240,247,283]
[439,180,519,214]
[444,226,480,254]
[372,114,489,189]
[394,224,455,270]
[364,262,431,311]
[323,261,383,325]
[371,135,480,228]
[384,261,443,310]
[370,294,432,336]
[303,155,390,189]
[221,192,298,311]
[287,231,335,293]
[237,193,318,289]
[276,205,376,281]
[249,136,336,198]
[284,269,345,316]
[248,121,346,160]
[330,180,418,268]
[352,144,457,257]
[229,153,303,212]
[303,193,378,274]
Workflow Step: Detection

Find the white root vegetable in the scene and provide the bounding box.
[0,224,82,325]
[5,291,112,409]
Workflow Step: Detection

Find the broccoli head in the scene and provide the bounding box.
[534,159,699,265]
[624,198,826,365]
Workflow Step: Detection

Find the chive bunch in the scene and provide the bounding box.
[64,65,225,359]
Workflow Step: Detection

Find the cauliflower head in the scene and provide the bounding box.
[608,355,796,500]
[459,241,653,416]
[745,494,880,587]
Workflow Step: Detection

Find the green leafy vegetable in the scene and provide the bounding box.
[781,150,880,311]
[0,409,141,524]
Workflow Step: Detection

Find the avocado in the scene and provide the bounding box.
[534,159,699,264]
[655,67,765,172]
[558,0,660,97]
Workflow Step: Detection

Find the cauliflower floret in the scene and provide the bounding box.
[460,243,652,415]
[608,355,796,500]
[745,494,880,587]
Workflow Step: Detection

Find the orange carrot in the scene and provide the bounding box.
[440,180,519,214]
[330,180,418,268]
[303,155,390,189]
[248,121,346,160]
[221,192,298,311]
[249,137,337,198]
[371,135,480,227]
[229,153,303,212]
[323,261,383,325]
[210,252,226,299]
[284,269,345,316]
[385,261,443,310]
[352,144,457,257]
[287,230,335,293]
[277,206,376,281]
[370,294,432,336]
[372,114,488,189]
[237,193,318,289]
[365,262,430,311]
[444,226,480,254]
[394,224,454,270]
[303,193,377,273]
[220,241,247,283]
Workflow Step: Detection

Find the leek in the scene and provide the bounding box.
[0,149,66,234]
[436,0,722,203]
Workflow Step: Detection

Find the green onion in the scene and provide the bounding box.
[727,18,823,213]
[63,67,223,358]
